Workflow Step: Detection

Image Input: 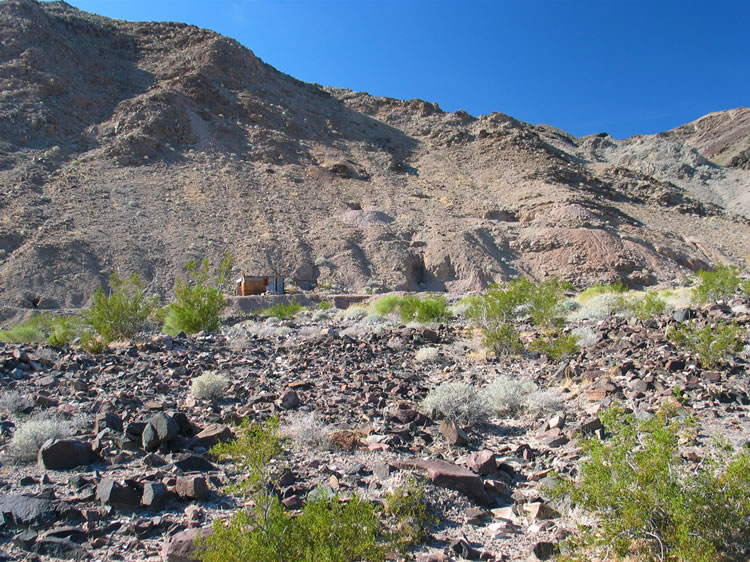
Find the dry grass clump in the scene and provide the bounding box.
[191,371,229,400]
[0,390,32,415]
[414,347,440,363]
[483,375,564,418]
[281,411,330,450]
[6,411,74,462]
[420,382,489,425]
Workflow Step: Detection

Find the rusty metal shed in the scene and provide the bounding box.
[236,275,285,296]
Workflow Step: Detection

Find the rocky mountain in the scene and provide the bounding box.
[1,0,749,321]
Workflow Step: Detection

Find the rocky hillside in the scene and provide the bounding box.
[1,0,749,321]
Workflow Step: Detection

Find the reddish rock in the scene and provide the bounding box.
[174,476,209,500]
[161,527,212,562]
[466,450,496,475]
[190,424,234,449]
[395,459,489,505]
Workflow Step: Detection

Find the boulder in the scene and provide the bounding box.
[38,439,97,470]
[466,450,496,475]
[161,527,212,562]
[395,459,489,505]
[0,494,57,528]
[439,419,468,446]
[95,479,141,510]
[142,413,179,452]
[190,424,234,449]
[174,476,209,500]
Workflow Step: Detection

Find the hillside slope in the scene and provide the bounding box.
[1,0,749,320]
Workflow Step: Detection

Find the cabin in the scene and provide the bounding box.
[236,275,285,296]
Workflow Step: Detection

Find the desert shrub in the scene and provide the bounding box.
[420,382,489,425]
[743,279,750,297]
[263,299,305,320]
[339,307,367,321]
[577,280,627,303]
[0,313,85,346]
[483,375,538,417]
[191,372,228,401]
[0,391,32,415]
[6,412,74,462]
[372,295,403,316]
[281,411,330,450]
[554,405,750,561]
[200,416,389,562]
[0,324,45,343]
[163,251,232,335]
[529,330,579,361]
[668,320,744,368]
[364,313,385,324]
[571,326,598,348]
[384,475,437,549]
[311,310,331,322]
[79,330,107,354]
[84,273,158,343]
[317,300,333,311]
[199,492,385,562]
[467,277,568,356]
[626,291,668,321]
[567,292,626,321]
[525,388,564,417]
[693,264,742,305]
[414,347,440,363]
[399,296,452,324]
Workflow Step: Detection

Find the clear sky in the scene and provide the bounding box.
[52,0,748,139]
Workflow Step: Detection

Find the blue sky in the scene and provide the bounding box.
[56,0,748,139]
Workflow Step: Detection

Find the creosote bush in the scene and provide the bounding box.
[554,405,750,561]
[371,295,452,324]
[163,251,232,335]
[692,264,742,304]
[617,291,668,321]
[384,475,437,549]
[420,382,489,425]
[529,330,579,361]
[199,417,430,561]
[467,277,569,356]
[84,272,158,343]
[190,371,229,401]
[0,313,85,347]
[668,320,744,368]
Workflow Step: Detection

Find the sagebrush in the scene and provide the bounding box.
[420,382,489,425]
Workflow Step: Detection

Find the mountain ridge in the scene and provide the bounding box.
[1,0,749,321]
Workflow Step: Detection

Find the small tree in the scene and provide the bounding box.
[693,265,741,304]
[84,273,158,343]
[163,251,232,335]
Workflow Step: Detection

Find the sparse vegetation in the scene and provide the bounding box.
[281,411,330,450]
[415,347,440,363]
[163,251,232,335]
[317,300,333,311]
[420,382,489,425]
[555,404,750,561]
[529,330,580,361]
[0,313,85,347]
[371,295,452,324]
[467,277,569,356]
[577,280,627,303]
[191,371,229,401]
[6,412,74,462]
[483,376,537,417]
[0,391,32,415]
[668,320,744,368]
[262,299,305,320]
[199,416,424,562]
[84,272,158,343]
[618,291,668,321]
[692,264,742,305]
[384,475,437,549]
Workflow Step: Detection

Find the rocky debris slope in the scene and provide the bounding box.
[0,299,747,560]
[1,0,750,322]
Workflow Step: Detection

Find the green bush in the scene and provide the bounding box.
[668,321,744,368]
[398,296,452,324]
[693,265,742,305]
[467,277,568,355]
[84,273,157,343]
[318,300,333,311]
[529,330,580,361]
[555,405,750,561]
[163,251,232,335]
[372,295,452,324]
[616,292,668,322]
[0,313,85,347]
[372,295,403,316]
[200,417,392,562]
[383,475,437,549]
[263,299,305,320]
